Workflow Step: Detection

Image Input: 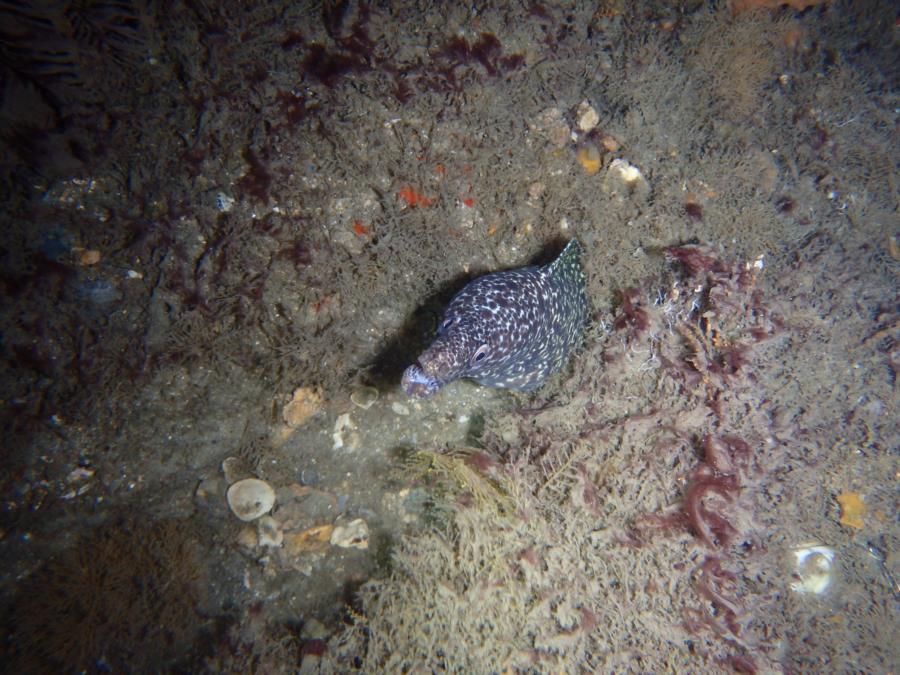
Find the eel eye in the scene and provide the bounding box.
[472,344,490,364]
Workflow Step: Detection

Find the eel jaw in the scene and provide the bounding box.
[402,363,443,398]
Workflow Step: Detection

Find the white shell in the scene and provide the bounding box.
[602,159,651,203]
[350,386,379,409]
[609,158,643,184]
[226,478,276,522]
[790,543,836,595]
[576,100,599,133]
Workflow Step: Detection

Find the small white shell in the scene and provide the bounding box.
[226,478,276,522]
[576,100,599,133]
[350,386,378,409]
[790,543,836,595]
[602,158,651,203]
[609,158,644,184]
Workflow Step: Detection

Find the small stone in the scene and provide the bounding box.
[530,107,570,148]
[332,226,366,256]
[283,387,325,428]
[836,492,866,529]
[330,518,369,549]
[227,478,276,522]
[271,424,295,447]
[236,527,258,550]
[599,134,621,153]
[283,524,333,556]
[576,144,602,175]
[257,515,284,548]
[66,467,95,483]
[78,249,101,266]
[332,412,355,449]
[216,192,235,212]
[391,401,409,416]
[576,100,599,132]
[527,181,546,202]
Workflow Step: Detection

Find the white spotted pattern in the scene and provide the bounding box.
[402,239,588,396]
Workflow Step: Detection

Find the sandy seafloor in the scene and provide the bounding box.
[0,1,897,672]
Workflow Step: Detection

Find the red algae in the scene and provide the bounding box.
[237,147,272,203]
[613,287,649,334]
[684,464,740,547]
[665,245,728,276]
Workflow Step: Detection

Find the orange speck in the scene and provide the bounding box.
[577,146,602,175]
[312,296,332,314]
[836,491,866,529]
[435,164,446,176]
[283,524,333,554]
[352,220,370,236]
[600,134,621,153]
[486,223,497,236]
[78,249,101,266]
[783,27,805,50]
[398,185,433,208]
[462,197,475,208]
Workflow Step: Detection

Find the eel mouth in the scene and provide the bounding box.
[402,362,442,398]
